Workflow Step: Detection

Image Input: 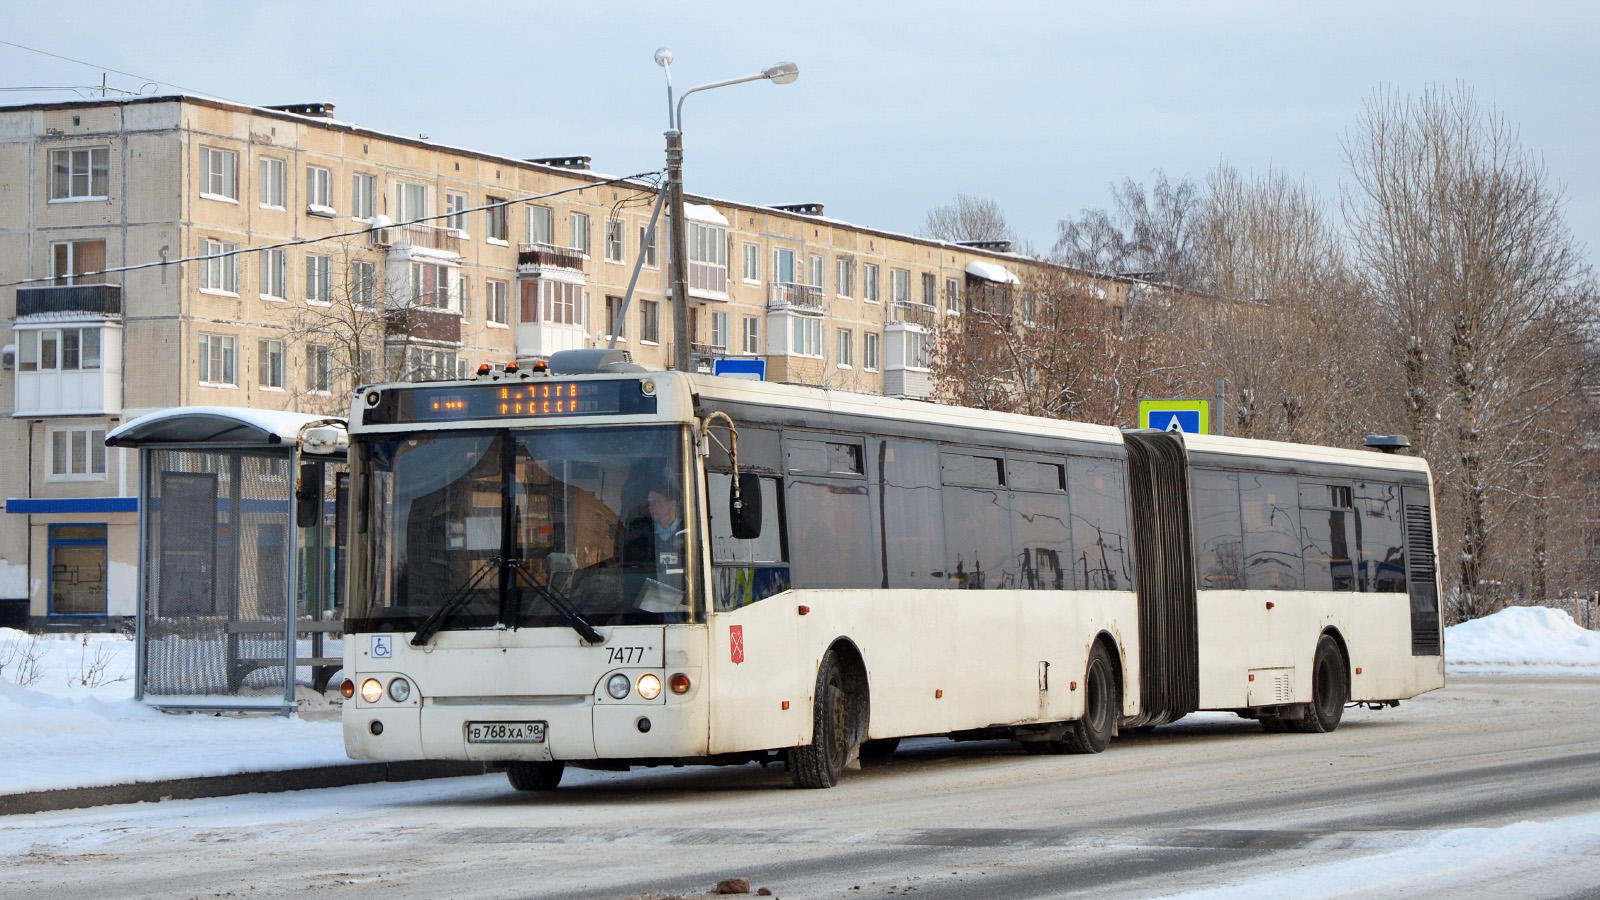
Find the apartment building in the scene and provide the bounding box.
[0,94,1106,630]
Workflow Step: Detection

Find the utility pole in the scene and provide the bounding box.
[666,128,691,372]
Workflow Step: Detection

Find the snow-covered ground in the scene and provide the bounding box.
[1,605,1596,798]
[0,629,345,795]
[1443,605,1600,675]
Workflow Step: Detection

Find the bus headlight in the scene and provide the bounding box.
[636,673,662,700]
[359,678,384,703]
[606,673,631,700]
[388,678,411,702]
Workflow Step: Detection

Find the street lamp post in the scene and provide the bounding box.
[654,49,798,372]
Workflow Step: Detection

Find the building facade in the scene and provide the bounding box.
[0,95,1108,630]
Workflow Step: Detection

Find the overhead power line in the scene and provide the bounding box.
[0,37,240,104]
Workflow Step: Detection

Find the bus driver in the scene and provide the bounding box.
[623,468,689,621]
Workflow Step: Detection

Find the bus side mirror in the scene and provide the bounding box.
[296,462,323,529]
[730,472,763,540]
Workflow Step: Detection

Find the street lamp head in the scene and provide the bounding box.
[654,47,675,68]
[763,62,799,85]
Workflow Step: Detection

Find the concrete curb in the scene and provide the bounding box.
[0,760,492,817]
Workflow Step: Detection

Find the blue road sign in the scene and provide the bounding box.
[1148,409,1202,434]
[713,358,767,381]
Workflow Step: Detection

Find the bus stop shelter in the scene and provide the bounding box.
[106,407,349,714]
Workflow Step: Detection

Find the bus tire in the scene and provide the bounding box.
[1062,642,1117,754]
[859,737,900,765]
[1292,635,1348,734]
[791,651,858,788]
[505,761,565,791]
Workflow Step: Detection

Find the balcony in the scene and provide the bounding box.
[891,301,939,328]
[15,283,122,320]
[517,242,586,277]
[384,306,461,345]
[768,282,824,314]
[373,222,463,256]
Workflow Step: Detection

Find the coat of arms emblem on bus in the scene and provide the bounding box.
[729,625,745,664]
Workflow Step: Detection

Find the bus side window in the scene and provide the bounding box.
[1008,456,1070,591]
[882,440,945,589]
[1240,473,1303,590]
[1066,456,1132,591]
[1355,482,1406,593]
[1192,468,1242,590]
[786,477,879,589]
[1299,482,1357,592]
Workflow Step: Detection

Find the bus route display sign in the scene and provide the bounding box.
[364,380,659,425]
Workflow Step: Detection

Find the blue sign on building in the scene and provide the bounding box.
[713,358,767,381]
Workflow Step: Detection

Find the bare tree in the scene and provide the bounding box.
[1343,83,1599,620]
[921,194,1015,245]
[1054,172,1204,288]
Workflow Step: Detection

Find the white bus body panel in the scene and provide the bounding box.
[1195,590,1445,710]
[706,588,1139,754]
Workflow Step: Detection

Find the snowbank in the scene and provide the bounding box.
[1444,606,1600,676]
[0,629,347,795]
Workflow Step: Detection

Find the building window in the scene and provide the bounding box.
[863,263,880,302]
[411,261,451,309]
[743,316,760,354]
[864,331,880,371]
[350,260,377,309]
[837,259,854,298]
[259,157,286,209]
[529,206,554,244]
[791,317,823,358]
[306,343,332,393]
[537,280,584,325]
[51,240,106,285]
[486,197,509,242]
[49,147,109,200]
[351,173,377,220]
[396,181,428,223]
[259,339,285,389]
[199,333,237,385]
[711,311,730,351]
[891,268,911,304]
[809,254,825,289]
[599,219,623,263]
[200,239,239,293]
[487,278,509,325]
[639,224,659,267]
[605,295,627,339]
[907,329,935,369]
[742,242,760,283]
[402,347,462,382]
[259,248,287,299]
[48,524,107,616]
[774,248,796,284]
[306,254,332,303]
[17,327,101,373]
[946,277,961,314]
[922,272,938,307]
[445,191,469,233]
[200,146,237,200]
[689,222,728,294]
[49,429,107,479]
[640,299,660,344]
[306,165,333,212]
[570,212,591,255]
[837,329,853,367]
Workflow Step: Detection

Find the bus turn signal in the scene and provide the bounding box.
[669,673,691,694]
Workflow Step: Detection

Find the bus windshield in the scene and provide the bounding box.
[349,425,694,634]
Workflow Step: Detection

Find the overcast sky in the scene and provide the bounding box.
[4,1,1599,259]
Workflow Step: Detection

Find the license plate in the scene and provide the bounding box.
[466,721,546,743]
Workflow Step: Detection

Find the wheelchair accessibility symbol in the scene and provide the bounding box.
[372,635,393,659]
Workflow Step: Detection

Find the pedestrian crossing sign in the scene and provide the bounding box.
[1139,399,1210,435]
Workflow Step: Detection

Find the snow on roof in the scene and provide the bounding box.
[105,406,345,449]
[965,260,1021,284]
[683,203,729,227]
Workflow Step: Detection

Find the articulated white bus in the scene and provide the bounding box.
[341,356,1444,790]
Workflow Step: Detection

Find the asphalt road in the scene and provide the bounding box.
[5,676,1600,900]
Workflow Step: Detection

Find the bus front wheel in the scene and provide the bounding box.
[1062,642,1117,754]
[791,651,861,788]
[1291,636,1348,734]
[506,761,565,791]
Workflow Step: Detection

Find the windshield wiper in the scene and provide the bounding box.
[509,559,605,644]
[410,556,500,647]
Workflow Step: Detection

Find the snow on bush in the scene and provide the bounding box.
[1445,606,1600,675]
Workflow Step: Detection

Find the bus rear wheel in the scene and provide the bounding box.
[1062,642,1118,754]
[506,761,565,791]
[791,651,861,788]
[1291,635,1348,734]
